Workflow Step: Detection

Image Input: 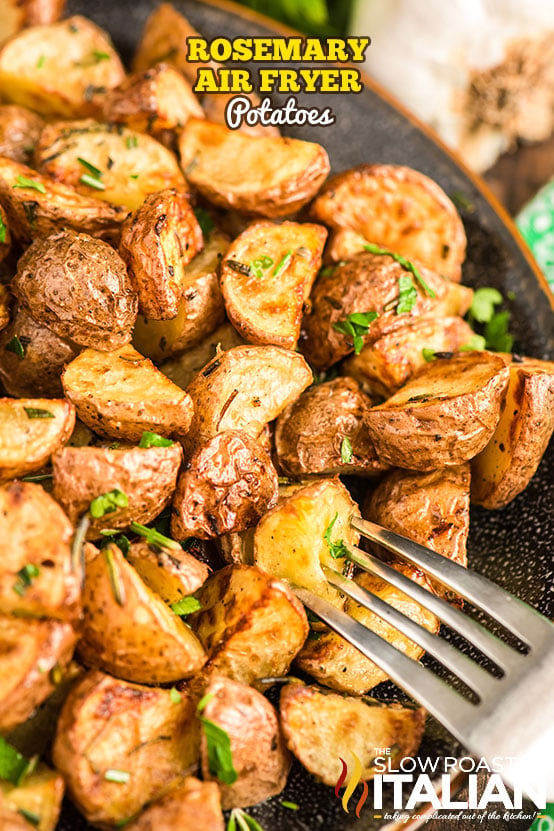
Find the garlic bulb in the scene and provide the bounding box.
[352,0,554,171]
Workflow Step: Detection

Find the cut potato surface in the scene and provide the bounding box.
[0,762,65,831]
[126,539,208,605]
[179,118,329,217]
[159,322,245,390]
[364,352,510,470]
[62,345,194,441]
[125,777,224,831]
[220,221,327,348]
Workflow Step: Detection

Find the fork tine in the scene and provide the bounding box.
[352,516,553,646]
[324,565,499,698]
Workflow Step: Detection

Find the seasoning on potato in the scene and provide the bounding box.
[126,539,208,605]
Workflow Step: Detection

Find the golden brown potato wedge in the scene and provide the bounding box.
[0,156,127,243]
[62,345,194,442]
[220,221,327,348]
[343,315,477,397]
[0,481,80,620]
[159,321,244,389]
[310,163,467,281]
[275,377,387,477]
[0,762,65,831]
[280,683,426,786]
[301,252,473,369]
[191,564,308,685]
[0,105,44,163]
[126,539,208,605]
[364,352,510,470]
[179,118,330,218]
[471,358,554,509]
[0,284,11,329]
[0,616,76,732]
[0,308,79,398]
[296,565,439,693]
[183,344,312,456]
[132,229,228,360]
[52,669,200,826]
[52,443,183,538]
[253,478,360,608]
[215,528,255,567]
[36,119,186,211]
[125,777,223,831]
[79,543,206,683]
[120,188,203,320]
[200,675,290,809]
[0,17,124,119]
[0,397,75,482]
[13,230,137,350]
[171,430,278,540]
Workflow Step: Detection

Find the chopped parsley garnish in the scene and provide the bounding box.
[130,521,181,551]
[201,718,238,785]
[193,206,214,237]
[169,687,181,703]
[77,157,103,178]
[99,529,130,557]
[249,255,274,278]
[364,242,436,298]
[103,547,126,606]
[13,563,40,597]
[227,808,264,831]
[0,213,6,243]
[92,50,111,62]
[466,287,513,352]
[333,310,379,355]
[79,173,105,191]
[24,407,54,419]
[125,135,138,149]
[422,348,437,362]
[484,310,513,352]
[5,335,25,358]
[129,174,139,180]
[171,596,201,616]
[13,175,46,194]
[396,274,418,314]
[104,769,130,783]
[272,250,292,277]
[324,512,351,560]
[281,801,299,811]
[18,808,40,826]
[197,692,215,713]
[460,333,487,351]
[36,55,45,68]
[450,191,475,213]
[139,431,174,448]
[340,436,353,464]
[467,287,503,324]
[0,737,36,785]
[89,489,128,519]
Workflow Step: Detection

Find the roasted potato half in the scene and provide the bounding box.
[0,156,127,243]
[471,358,554,509]
[0,308,79,398]
[301,252,473,369]
[343,315,477,397]
[0,481,80,620]
[62,345,194,442]
[254,478,360,608]
[0,763,65,831]
[13,230,137,350]
[171,430,278,540]
[79,543,206,683]
[200,675,290,809]
[120,188,203,320]
[0,616,76,732]
[125,777,223,831]
[179,118,330,217]
[0,203,11,262]
[296,564,439,693]
[364,352,510,470]
[0,284,10,330]
[159,321,244,389]
[126,539,208,605]
[275,377,387,477]
[183,344,312,455]
[36,119,186,210]
[0,16,124,119]
[191,564,309,686]
[52,669,200,826]
[52,442,183,538]
[220,221,327,349]
[280,683,426,786]
[310,163,467,281]
[0,396,75,482]
[0,105,43,164]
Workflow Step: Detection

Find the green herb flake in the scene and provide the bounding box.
[333,310,378,355]
[24,407,54,419]
[485,310,513,352]
[422,348,437,362]
[79,173,106,191]
[138,431,174,448]
[13,563,40,597]
[36,55,45,69]
[13,175,46,194]
[169,687,182,703]
[197,692,215,714]
[77,157,103,178]
[340,436,353,464]
[171,596,201,616]
[460,333,487,352]
[5,335,25,358]
[93,50,111,62]
[468,287,503,324]
[450,191,475,213]
[228,808,265,831]
[129,174,139,180]
[193,205,214,237]
[281,801,299,810]
[99,529,130,557]
[249,255,274,278]
[89,489,128,519]
[201,718,238,785]
[130,520,181,551]
[396,274,418,314]
[272,250,292,277]
[104,768,130,784]
[364,242,436,298]
[103,547,126,606]
[126,135,138,149]
[323,512,351,560]
[18,808,40,826]
[0,737,34,785]
[0,213,6,243]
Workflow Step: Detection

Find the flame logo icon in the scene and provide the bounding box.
[335,754,369,818]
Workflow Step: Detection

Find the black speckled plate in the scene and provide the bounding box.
[57,2,554,830]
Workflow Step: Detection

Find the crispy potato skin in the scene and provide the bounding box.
[79,544,206,683]
[62,345,194,442]
[0,17,124,119]
[364,352,510,470]
[52,443,183,538]
[191,564,309,685]
[171,430,278,540]
[23,0,65,26]
[1,763,65,831]
[343,315,476,397]
[125,777,223,831]
[0,284,10,329]
[126,539,208,605]
[13,231,137,350]
[0,308,79,398]
[200,675,291,809]
[275,377,387,477]
[0,481,80,620]
[280,683,426,786]
[0,104,44,163]
[52,670,200,826]
[0,615,76,732]
[0,156,127,243]
[159,321,244,389]
[301,252,473,369]
[471,359,554,509]
[179,118,330,217]
[120,188,203,320]
[220,221,327,349]
[310,163,466,281]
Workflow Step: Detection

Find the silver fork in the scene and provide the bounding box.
[293,516,554,803]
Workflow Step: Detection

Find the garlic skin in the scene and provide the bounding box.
[353,0,554,171]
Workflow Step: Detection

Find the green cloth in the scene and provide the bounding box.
[516,181,554,294]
